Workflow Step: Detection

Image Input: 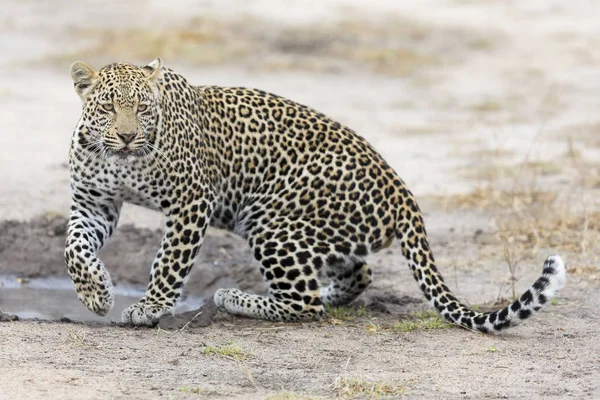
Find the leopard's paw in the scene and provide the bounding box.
[214,288,243,311]
[122,300,173,326]
[71,263,115,316]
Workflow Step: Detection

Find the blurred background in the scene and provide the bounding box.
[0,0,598,319]
[0,0,598,224]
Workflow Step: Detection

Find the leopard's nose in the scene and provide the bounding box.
[117,132,136,144]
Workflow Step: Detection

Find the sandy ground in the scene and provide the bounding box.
[1,0,600,399]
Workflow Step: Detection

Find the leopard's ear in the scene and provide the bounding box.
[142,57,163,82]
[70,61,99,101]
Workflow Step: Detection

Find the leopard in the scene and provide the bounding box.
[65,58,566,333]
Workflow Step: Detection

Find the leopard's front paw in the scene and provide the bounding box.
[122,300,173,326]
[71,264,115,317]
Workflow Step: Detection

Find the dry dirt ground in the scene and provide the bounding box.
[1,0,600,399]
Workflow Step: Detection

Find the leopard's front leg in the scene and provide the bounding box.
[64,195,122,316]
[122,195,214,326]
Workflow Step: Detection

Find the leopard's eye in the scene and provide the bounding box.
[101,103,114,112]
[137,104,148,113]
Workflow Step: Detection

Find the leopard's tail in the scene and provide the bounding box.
[396,211,566,333]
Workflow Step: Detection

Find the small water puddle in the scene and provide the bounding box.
[0,275,204,323]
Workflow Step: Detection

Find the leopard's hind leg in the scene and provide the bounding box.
[319,257,372,307]
[214,217,325,322]
[214,216,375,321]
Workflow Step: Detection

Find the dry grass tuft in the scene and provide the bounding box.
[332,376,406,399]
[393,310,453,332]
[325,305,368,322]
[65,328,97,348]
[177,387,204,395]
[494,207,600,256]
[440,183,600,258]
[203,342,252,361]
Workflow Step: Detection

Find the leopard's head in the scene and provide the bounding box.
[70,58,163,161]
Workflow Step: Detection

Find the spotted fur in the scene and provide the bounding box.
[65,58,566,332]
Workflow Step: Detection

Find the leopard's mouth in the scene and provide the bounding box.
[117,147,133,156]
[107,146,146,160]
